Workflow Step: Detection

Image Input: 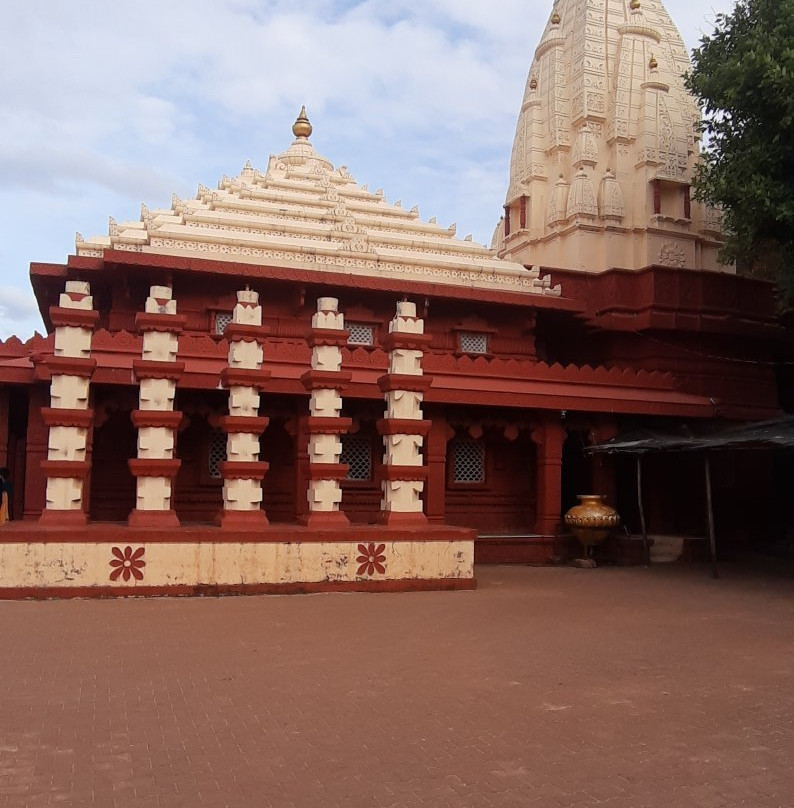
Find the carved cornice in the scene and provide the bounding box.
[218,460,270,480]
[376,419,432,437]
[49,307,100,329]
[41,408,94,428]
[306,463,349,481]
[304,416,353,435]
[40,460,91,479]
[44,356,97,379]
[223,323,270,342]
[132,359,185,381]
[135,312,188,334]
[377,374,433,393]
[220,367,271,390]
[379,465,430,481]
[128,458,182,478]
[131,410,184,429]
[217,415,270,434]
[300,369,352,390]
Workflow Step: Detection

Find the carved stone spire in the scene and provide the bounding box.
[496,0,727,273]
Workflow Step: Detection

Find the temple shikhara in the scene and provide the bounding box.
[0,0,784,596]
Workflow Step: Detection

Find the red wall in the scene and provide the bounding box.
[445,430,536,534]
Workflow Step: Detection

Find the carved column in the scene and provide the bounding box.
[377,301,432,526]
[39,281,99,525]
[128,286,186,528]
[533,415,565,535]
[300,297,352,527]
[218,290,270,528]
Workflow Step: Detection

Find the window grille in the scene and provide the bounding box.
[459,332,489,354]
[214,312,233,335]
[341,434,372,481]
[452,438,485,483]
[208,429,227,479]
[347,323,375,346]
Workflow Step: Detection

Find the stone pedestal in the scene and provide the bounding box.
[219,290,271,528]
[300,298,352,527]
[128,286,186,528]
[39,281,99,525]
[377,302,433,526]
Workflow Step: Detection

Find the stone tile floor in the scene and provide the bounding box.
[1,561,793,807]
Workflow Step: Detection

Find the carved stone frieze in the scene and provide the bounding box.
[658,242,686,267]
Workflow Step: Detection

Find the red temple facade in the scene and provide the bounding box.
[0,1,785,597]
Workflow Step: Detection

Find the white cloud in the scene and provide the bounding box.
[0,286,42,340]
[0,0,737,339]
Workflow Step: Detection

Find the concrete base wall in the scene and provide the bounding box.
[0,523,475,598]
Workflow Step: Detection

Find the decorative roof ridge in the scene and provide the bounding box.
[74,108,564,298]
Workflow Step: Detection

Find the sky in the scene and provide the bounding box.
[0,0,735,339]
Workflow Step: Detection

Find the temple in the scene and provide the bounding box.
[0,1,784,597]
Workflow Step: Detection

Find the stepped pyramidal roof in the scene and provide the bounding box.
[77,108,561,299]
[493,0,727,274]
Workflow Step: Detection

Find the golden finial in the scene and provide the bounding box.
[629,0,641,9]
[292,105,312,139]
[649,53,658,69]
[529,76,538,90]
[551,11,561,24]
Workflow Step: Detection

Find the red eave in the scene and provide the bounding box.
[82,346,715,418]
[64,250,584,313]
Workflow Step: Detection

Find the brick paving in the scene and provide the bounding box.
[1,562,793,808]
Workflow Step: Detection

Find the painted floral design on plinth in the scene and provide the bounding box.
[356,542,386,576]
[109,546,146,581]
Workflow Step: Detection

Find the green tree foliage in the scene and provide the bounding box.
[685,0,794,300]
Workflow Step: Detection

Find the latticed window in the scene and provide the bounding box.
[347,323,375,346]
[451,438,485,483]
[459,332,489,354]
[208,429,227,479]
[214,312,233,335]
[341,434,372,481]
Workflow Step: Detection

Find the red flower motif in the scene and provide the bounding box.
[356,542,386,576]
[109,546,146,582]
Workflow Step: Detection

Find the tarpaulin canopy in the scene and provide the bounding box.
[585,414,794,579]
[588,415,794,454]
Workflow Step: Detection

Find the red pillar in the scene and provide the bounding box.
[23,386,49,520]
[425,413,448,524]
[534,415,565,535]
[294,418,311,524]
[0,388,8,469]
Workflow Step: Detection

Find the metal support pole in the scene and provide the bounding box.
[636,454,650,564]
[704,453,719,579]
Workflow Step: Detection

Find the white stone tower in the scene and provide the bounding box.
[493,0,726,273]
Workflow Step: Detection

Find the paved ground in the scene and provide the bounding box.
[1,562,793,808]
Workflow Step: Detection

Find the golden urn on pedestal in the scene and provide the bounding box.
[564,495,621,557]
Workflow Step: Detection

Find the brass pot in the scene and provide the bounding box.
[564,495,620,551]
